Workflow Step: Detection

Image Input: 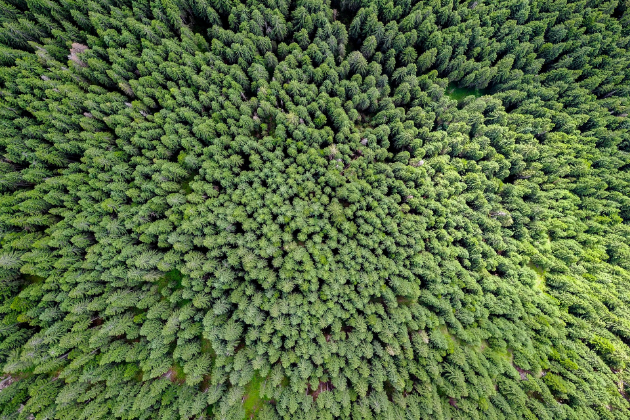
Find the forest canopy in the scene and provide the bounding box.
[1,0,630,419]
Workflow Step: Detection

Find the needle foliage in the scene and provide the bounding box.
[1,0,630,419]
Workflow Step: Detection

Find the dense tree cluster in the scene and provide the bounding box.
[1,0,630,418]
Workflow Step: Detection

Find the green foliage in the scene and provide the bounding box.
[0,0,630,419]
